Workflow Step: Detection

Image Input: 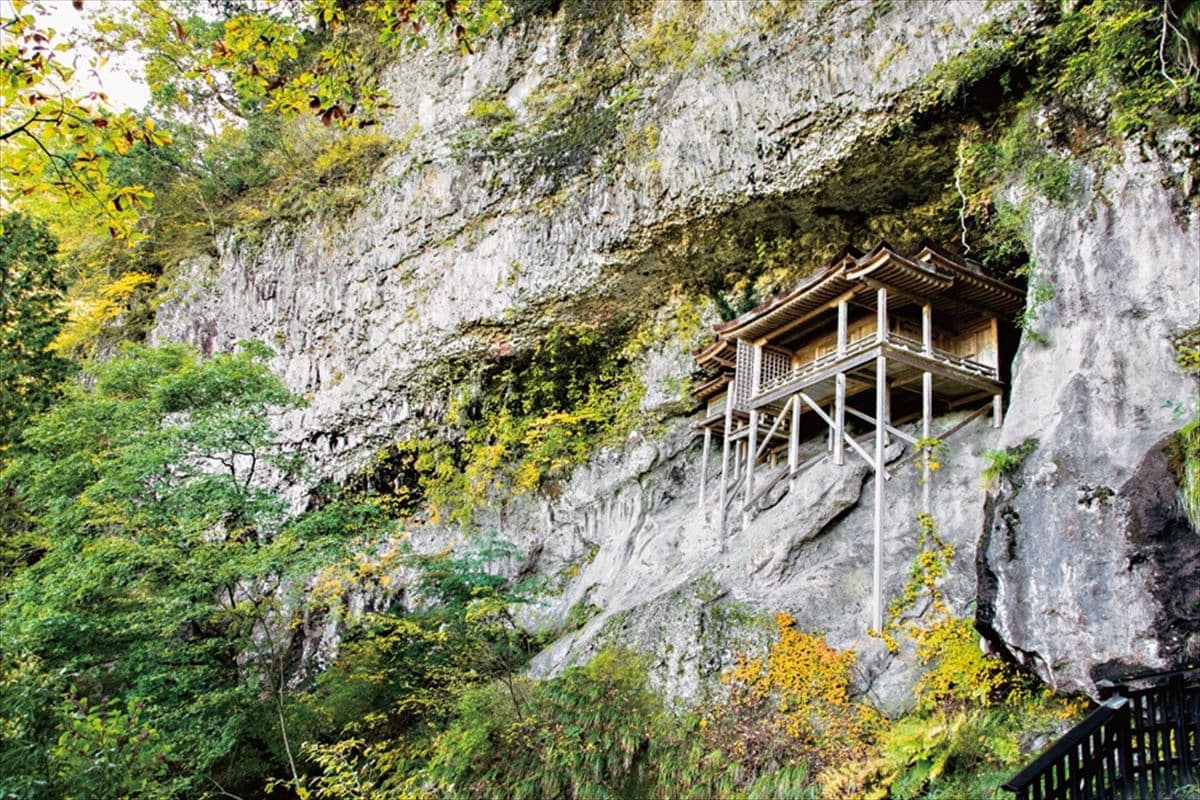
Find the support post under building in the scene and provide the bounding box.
[788,394,801,478]
[922,303,933,512]
[717,397,733,529]
[872,286,888,633]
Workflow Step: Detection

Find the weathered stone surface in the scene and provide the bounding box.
[977,138,1200,698]
[510,411,999,711]
[150,0,1200,711]
[152,0,1029,482]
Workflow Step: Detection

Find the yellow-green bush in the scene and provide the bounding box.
[724,613,883,770]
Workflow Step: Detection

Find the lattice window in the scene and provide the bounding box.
[760,347,791,393]
[733,340,754,411]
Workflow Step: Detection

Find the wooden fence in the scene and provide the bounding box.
[1004,668,1200,800]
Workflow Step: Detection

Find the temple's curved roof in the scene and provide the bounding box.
[709,242,1024,344]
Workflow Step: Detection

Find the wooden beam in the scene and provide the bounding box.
[837,299,848,356]
[993,393,1003,429]
[743,465,789,511]
[946,389,993,410]
[827,403,834,453]
[922,303,933,355]
[699,427,711,507]
[744,409,758,529]
[844,406,918,445]
[788,394,801,476]
[881,345,1003,394]
[922,370,932,512]
[751,343,763,395]
[834,372,846,466]
[859,275,999,322]
[888,371,928,395]
[883,376,892,444]
[939,403,991,440]
[728,420,790,443]
[989,315,1001,370]
[754,407,790,461]
[750,346,880,408]
[876,287,888,344]
[761,288,859,345]
[797,392,887,476]
[718,398,734,531]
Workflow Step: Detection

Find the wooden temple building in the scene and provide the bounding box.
[692,242,1025,630]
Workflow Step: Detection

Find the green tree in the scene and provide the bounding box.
[0,212,73,577]
[0,213,71,456]
[1,1,170,241]
[0,342,384,798]
[3,0,507,244]
[292,533,545,797]
[99,0,511,129]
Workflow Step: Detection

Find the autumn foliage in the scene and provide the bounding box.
[720,613,882,770]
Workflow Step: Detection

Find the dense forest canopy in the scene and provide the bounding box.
[1,0,1198,797]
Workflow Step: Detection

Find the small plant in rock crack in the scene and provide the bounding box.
[914,437,948,479]
[980,439,1038,492]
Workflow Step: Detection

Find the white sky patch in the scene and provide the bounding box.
[3,0,151,111]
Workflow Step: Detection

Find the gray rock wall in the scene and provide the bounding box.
[150,0,1199,705]
[977,139,1200,697]
[152,0,1027,479]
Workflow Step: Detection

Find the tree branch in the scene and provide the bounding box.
[1162,0,1181,88]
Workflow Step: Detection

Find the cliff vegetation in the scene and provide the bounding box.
[1,0,1197,798]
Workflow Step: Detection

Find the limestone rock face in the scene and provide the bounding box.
[149,0,1200,706]
[151,0,1027,480]
[519,417,997,714]
[977,140,1200,697]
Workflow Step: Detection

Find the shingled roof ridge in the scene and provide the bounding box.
[916,239,999,276]
[711,245,863,334]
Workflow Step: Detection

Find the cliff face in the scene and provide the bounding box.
[151,0,1025,476]
[977,140,1200,695]
[151,0,1199,703]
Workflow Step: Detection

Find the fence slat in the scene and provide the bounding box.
[1171,674,1193,787]
[1131,692,1151,800]
[1118,700,1135,800]
[1067,739,1082,800]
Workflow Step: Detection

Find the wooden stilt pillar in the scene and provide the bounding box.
[877,287,888,343]
[788,394,801,478]
[699,427,712,507]
[744,409,758,528]
[718,400,734,530]
[837,299,848,353]
[922,303,933,356]
[993,393,1003,428]
[833,298,848,466]
[883,377,892,445]
[921,302,934,512]
[922,370,933,512]
[872,353,886,632]
[834,372,846,466]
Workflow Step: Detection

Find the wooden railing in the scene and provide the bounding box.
[1003,668,1200,800]
[756,336,875,395]
[753,332,998,399]
[887,332,998,380]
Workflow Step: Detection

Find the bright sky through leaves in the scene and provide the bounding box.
[2,0,150,111]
